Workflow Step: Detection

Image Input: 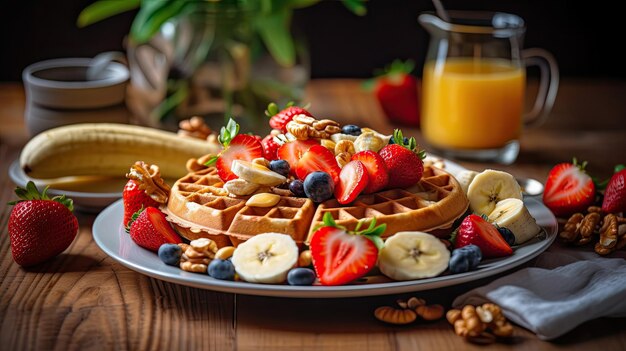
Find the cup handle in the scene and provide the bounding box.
[86,51,128,81]
[522,48,559,127]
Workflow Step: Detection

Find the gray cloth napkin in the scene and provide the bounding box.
[453,248,626,340]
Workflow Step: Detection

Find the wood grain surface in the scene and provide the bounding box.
[1,80,626,351]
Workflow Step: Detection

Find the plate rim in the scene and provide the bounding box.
[93,197,558,298]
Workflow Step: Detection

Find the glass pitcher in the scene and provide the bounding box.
[418,12,559,164]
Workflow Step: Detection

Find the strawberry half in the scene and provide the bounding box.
[378,129,425,189]
[335,160,369,204]
[277,139,319,176]
[543,159,596,217]
[602,166,626,214]
[454,214,513,258]
[208,119,264,182]
[8,181,78,266]
[129,207,182,252]
[309,213,385,286]
[266,102,313,133]
[351,150,389,193]
[295,145,341,184]
[261,134,280,161]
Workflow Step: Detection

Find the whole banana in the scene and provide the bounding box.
[20,123,221,179]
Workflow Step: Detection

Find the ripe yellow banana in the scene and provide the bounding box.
[20,123,221,179]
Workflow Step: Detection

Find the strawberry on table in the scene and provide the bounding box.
[378,129,425,189]
[7,181,79,266]
[295,145,341,184]
[309,213,385,285]
[123,161,171,229]
[277,139,319,175]
[454,214,513,259]
[602,165,626,214]
[543,159,596,217]
[335,160,369,204]
[351,150,389,193]
[207,118,264,182]
[265,102,313,133]
[128,207,182,252]
[372,60,420,127]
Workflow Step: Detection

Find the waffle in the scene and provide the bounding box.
[163,166,468,248]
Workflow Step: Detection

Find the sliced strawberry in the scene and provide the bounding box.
[309,213,385,286]
[335,160,369,204]
[543,160,595,217]
[277,139,319,176]
[351,151,389,193]
[455,214,513,258]
[261,134,280,161]
[216,134,263,182]
[266,102,313,133]
[295,145,341,184]
[129,207,182,252]
[601,167,626,214]
[123,179,160,228]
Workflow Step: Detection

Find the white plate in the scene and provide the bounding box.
[93,197,557,298]
[9,159,122,213]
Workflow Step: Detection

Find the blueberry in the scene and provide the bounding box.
[497,227,516,246]
[449,244,482,274]
[287,267,316,286]
[303,172,334,202]
[158,243,182,266]
[269,159,290,177]
[208,258,235,280]
[289,179,306,197]
[341,124,362,136]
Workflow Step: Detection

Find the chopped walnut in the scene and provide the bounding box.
[286,115,341,140]
[178,116,213,140]
[595,214,626,255]
[559,212,601,245]
[179,238,218,273]
[126,161,171,204]
[447,303,513,344]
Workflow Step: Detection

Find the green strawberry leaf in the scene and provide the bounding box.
[204,155,219,167]
[265,102,280,117]
[52,195,74,213]
[8,181,74,212]
[217,118,240,148]
[615,164,625,173]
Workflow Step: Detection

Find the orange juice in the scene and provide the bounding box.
[421,58,525,149]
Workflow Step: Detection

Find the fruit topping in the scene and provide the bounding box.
[231,159,286,186]
[7,181,78,267]
[277,139,319,175]
[496,227,516,246]
[303,171,335,203]
[341,124,362,136]
[334,160,369,205]
[295,145,341,183]
[454,214,513,258]
[379,129,425,189]
[208,258,236,280]
[287,267,316,286]
[129,207,182,252]
[123,161,170,228]
[231,233,299,284]
[309,213,385,285]
[265,102,313,133]
[467,169,523,216]
[378,231,450,281]
[543,158,595,217]
[289,179,306,197]
[158,243,183,266]
[245,193,281,207]
[488,198,540,245]
[351,150,389,193]
[261,134,280,161]
[269,159,290,177]
[448,245,482,274]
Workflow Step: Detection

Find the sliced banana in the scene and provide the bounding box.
[231,160,286,186]
[467,169,523,216]
[378,231,450,281]
[330,133,358,143]
[488,198,541,244]
[231,233,299,284]
[456,170,479,195]
[224,179,260,196]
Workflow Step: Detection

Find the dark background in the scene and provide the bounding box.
[1,0,623,81]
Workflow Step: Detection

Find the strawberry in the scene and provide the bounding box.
[309,213,385,285]
[335,160,369,204]
[277,139,319,175]
[123,179,160,228]
[7,181,78,266]
[351,150,389,193]
[602,165,626,214]
[207,119,264,182]
[454,214,513,258]
[265,102,313,133]
[128,207,182,252]
[372,60,420,127]
[295,145,341,184]
[261,134,280,161]
[378,129,425,189]
[543,159,596,217]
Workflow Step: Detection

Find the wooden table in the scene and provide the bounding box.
[1,80,626,350]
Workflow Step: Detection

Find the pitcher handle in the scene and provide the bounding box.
[522,48,559,127]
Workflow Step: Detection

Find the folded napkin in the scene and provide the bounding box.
[453,249,626,340]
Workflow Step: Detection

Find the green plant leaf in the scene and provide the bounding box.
[341,0,367,16]
[255,9,295,67]
[77,0,141,27]
[130,0,194,44]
